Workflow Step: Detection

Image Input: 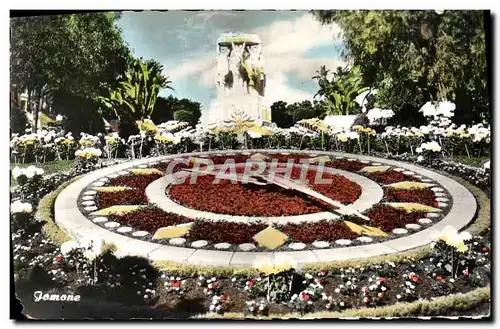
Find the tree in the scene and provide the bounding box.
[150,95,202,127]
[312,10,489,124]
[97,57,173,135]
[312,65,368,116]
[151,95,176,123]
[270,101,293,128]
[173,109,194,124]
[10,13,131,133]
[10,107,28,134]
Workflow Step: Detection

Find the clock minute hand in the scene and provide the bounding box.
[256,173,371,221]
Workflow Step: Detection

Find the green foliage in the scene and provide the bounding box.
[10,107,29,134]
[313,10,489,124]
[97,58,173,122]
[312,65,368,116]
[173,109,194,124]
[153,95,202,126]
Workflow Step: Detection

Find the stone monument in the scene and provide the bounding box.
[205,32,273,132]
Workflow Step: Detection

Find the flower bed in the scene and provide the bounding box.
[168,167,361,217]
[97,189,149,209]
[278,221,359,244]
[11,154,491,318]
[186,221,268,245]
[107,173,163,190]
[351,205,426,232]
[107,207,192,233]
[325,160,367,172]
[366,170,420,185]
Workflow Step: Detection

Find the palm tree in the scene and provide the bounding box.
[97,58,173,121]
[313,65,368,116]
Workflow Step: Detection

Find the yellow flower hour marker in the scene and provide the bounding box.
[253,227,289,250]
[386,181,435,189]
[385,202,442,212]
[152,223,193,240]
[91,205,146,216]
[93,186,135,192]
[344,221,389,237]
[129,168,164,176]
[359,165,391,173]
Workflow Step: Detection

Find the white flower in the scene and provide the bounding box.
[483,161,490,170]
[459,231,472,241]
[56,114,63,121]
[10,200,32,214]
[83,250,96,261]
[417,155,425,163]
[419,102,437,117]
[436,101,455,118]
[24,165,44,178]
[60,240,80,256]
[337,133,348,142]
[348,131,360,140]
[415,147,423,154]
[247,130,262,139]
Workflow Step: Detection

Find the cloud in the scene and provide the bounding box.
[264,72,313,106]
[253,14,341,56]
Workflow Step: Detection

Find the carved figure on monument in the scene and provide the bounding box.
[242,44,266,97]
[216,45,231,97]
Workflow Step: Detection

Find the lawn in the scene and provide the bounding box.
[446,155,489,167]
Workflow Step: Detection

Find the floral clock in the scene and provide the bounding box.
[62,150,474,260]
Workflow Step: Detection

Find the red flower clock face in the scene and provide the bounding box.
[76,151,463,253]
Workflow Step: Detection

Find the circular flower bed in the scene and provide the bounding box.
[70,151,463,253]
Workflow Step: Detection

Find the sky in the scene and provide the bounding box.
[117,10,345,114]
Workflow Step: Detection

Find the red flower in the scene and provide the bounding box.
[378,292,385,298]
[300,292,310,301]
[482,247,490,252]
[462,269,469,277]
[362,286,369,293]
[220,295,228,301]
[56,256,64,263]
[377,277,386,283]
[171,280,181,288]
[435,275,445,283]
[247,281,255,287]
[212,282,220,288]
[409,274,420,283]
[320,270,328,276]
[363,297,370,304]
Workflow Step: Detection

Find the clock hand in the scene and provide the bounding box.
[179,168,370,221]
[255,173,371,221]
